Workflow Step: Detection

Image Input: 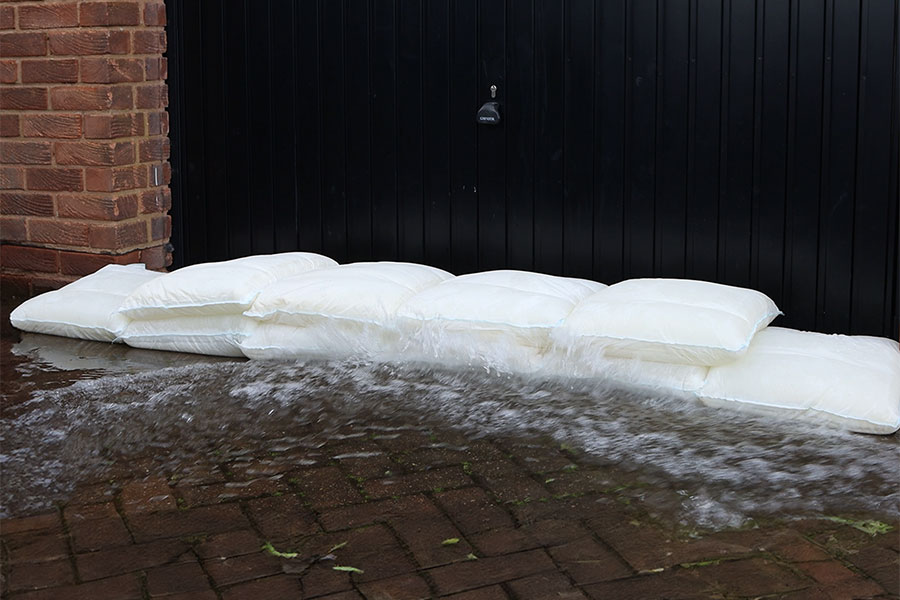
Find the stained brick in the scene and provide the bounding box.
[147,111,168,136]
[21,59,79,83]
[0,32,47,57]
[58,194,138,221]
[1,87,48,110]
[0,244,59,273]
[0,192,54,216]
[127,503,251,543]
[28,219,90,246]
[26,167,83,191]
[55,140,135,166]
[3,530,69,563]
[19,4,79,30]
[22,114,82,139]
[80,57,144,83]
[76,539,192,582]
[89,219,147,249]
[79,2,141,27]
[0,141,52,165]
[0,113,19,137]
[0,59,16,83]
[221,575,302,600]
[49,30,129,56]
[204,553,283,588]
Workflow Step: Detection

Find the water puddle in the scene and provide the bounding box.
[2,332,897,528]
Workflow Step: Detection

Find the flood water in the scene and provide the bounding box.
[2,330,898,530]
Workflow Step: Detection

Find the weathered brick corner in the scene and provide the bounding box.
[0,0,171,298]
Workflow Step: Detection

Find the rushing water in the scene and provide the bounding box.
[2,332,898,528]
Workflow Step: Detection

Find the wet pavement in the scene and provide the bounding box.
[1,304,898,599]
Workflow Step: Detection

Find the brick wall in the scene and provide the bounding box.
[0,0,171,298]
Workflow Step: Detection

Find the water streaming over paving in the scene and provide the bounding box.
[2,332,897,528]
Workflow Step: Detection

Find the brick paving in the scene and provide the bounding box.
[1,425,898,599]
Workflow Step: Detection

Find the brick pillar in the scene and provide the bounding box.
[0,0,171,298]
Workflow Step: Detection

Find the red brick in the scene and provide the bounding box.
[58,194,137,221]
[1,166,25,190]
[143,2,166,26]
[0,5,14,30]
[136,82,165,108]
[69,515,133,552]
[434,488,516,535]
[140,243,168,269]
[194,530,262,560]
[76,538,192,582]
[133,29,165,54]
[80,56,144,83]
[0,113,19,137]
[0,59,16,83]
[507,573,589,600]
[0,192,54,216]
[204,552,283,588]
[144,56,166,80]
[8,559,75,592]
[22,114,82,139]
[11,573,142,600]
[0,141,52,165]
[139,188,170,214]
[79,2,141,27]
[85,164,146,192]
[50,85,110,110]
[221,575,302,600]
[429,549,557,595]
[0,272,31,297]
[84,112,143,139]
[111,84,132,108]
[1,87,48,110]
[26,167,83,191]
[55,140,134,166]
[21,58,79,83]
[120,476,176,513]
[0,243,58,273]
[697,558,809,597]
[0,32,47,57]
[48,30,128,55]
[146,561,211,597]
[0,215,27,241]
[357,574,433,600]
[147,111,168,136]
[243,495,320,542]
[19,4,79,29]
[443,585,509,600]
[548,537,632,585]
[29,218,90,246]
[27,272,77,292]
[139,137,169,163]
[127,503,251,544]
[89,218,147,249]
[59,248,140,275]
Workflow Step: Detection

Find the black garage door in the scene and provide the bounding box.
[166,0,899,339]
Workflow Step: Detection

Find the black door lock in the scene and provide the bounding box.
[477,102,501,125]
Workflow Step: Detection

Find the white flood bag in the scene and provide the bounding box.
[241,261,453,360]
[557,278,781,366]
[118,252,337,356]
[699,327,900,434]
[397,270,604,373]
[9,264,163,342]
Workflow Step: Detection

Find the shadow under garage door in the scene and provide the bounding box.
[165,0,899,340]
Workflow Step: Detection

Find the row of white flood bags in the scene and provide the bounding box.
[10,252,900,434]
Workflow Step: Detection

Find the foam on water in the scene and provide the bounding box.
[2,337,898,527]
